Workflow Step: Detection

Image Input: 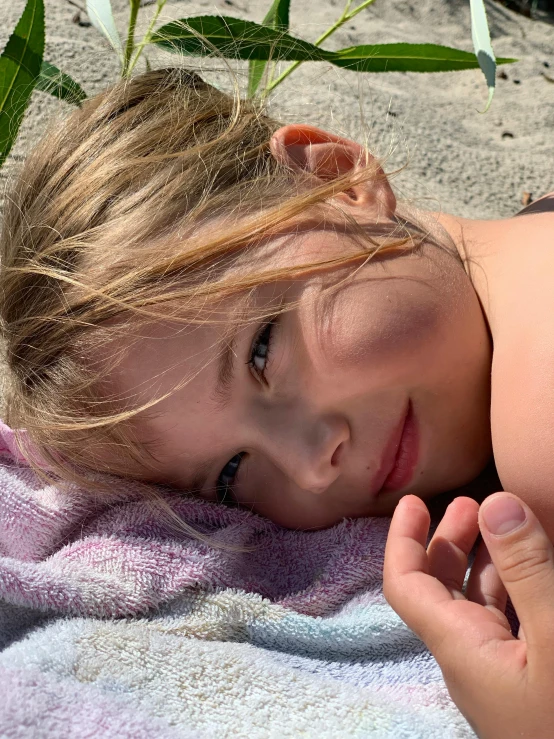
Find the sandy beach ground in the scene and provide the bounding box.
[1,0,553,220]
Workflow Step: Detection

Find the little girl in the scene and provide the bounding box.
[1,67,553,736]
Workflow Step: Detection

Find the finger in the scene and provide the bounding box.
[427,497,480,597]
[385,496,519,672]
[465,537,510,629]
[384,496,462,646]
[384,495,432,581]
[479,492,554,659]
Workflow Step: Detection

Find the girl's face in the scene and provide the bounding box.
[104,217,493,530]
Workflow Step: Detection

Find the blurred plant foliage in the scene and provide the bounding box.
[0,0,516,171]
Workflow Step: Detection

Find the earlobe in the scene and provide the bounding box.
[270,124,396,219]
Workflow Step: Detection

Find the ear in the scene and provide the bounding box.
[270,124,396,219]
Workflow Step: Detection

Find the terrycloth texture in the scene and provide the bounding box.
[0,420,480,738]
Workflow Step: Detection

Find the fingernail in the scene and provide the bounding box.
[482,496,526,536]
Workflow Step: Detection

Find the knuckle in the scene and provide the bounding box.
[500,537,553,585]
[439,576,463,595]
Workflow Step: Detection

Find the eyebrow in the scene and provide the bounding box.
[213,325,240,410]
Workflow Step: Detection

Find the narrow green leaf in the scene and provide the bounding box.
[151,16,332,62]
[151,17,516,76]
[0,0,45,169]
[248,0,291,97]
[86,0,123,57]
[35,61,87,106]
[247,59,266,97]
[262,0,290,29]
[470,0,496,111]
[328,43,515,73]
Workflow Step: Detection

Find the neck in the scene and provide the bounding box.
[426,209,507,336]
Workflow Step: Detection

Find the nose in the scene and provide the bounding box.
[260,405,350,494]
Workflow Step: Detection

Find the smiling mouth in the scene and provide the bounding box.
[369,400,419,497]
[380,401,419,494]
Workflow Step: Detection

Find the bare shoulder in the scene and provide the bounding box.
[490,216,554,528]
[492,329,554,496]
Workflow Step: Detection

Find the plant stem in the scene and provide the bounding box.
[265,0,376,94]
[122,0,142,77]
[127,0,168,76]
[258,60,277,102]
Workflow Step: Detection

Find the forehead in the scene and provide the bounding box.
[101,309,233,403]
[91,314,233,479]
[95,275,283,413]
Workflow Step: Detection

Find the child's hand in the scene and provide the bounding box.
[384,492,554,739]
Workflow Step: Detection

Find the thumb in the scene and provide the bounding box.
[479,492,554,650]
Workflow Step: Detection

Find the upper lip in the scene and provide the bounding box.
[369,401,410,496]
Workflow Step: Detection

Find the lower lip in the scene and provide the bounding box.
[380,403,419,494]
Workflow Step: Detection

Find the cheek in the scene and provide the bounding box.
[314,278,445,374]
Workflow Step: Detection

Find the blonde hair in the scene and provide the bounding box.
[0,66,430,541]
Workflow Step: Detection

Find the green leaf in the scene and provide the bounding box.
[247,58,266,97]
[262,0,290,29]
[469,0,496,111]
[86,0,123,57]
[151,17,516,76]
[0,0,45,169]
[248,0,291,97]
[35,61,87,106]
[328,43,515,73]
[151,15,332,62]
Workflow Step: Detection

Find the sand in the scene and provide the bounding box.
[1,0,553,220]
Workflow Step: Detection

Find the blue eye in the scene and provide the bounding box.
[249,320,274,380]
[216,452,244,506]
